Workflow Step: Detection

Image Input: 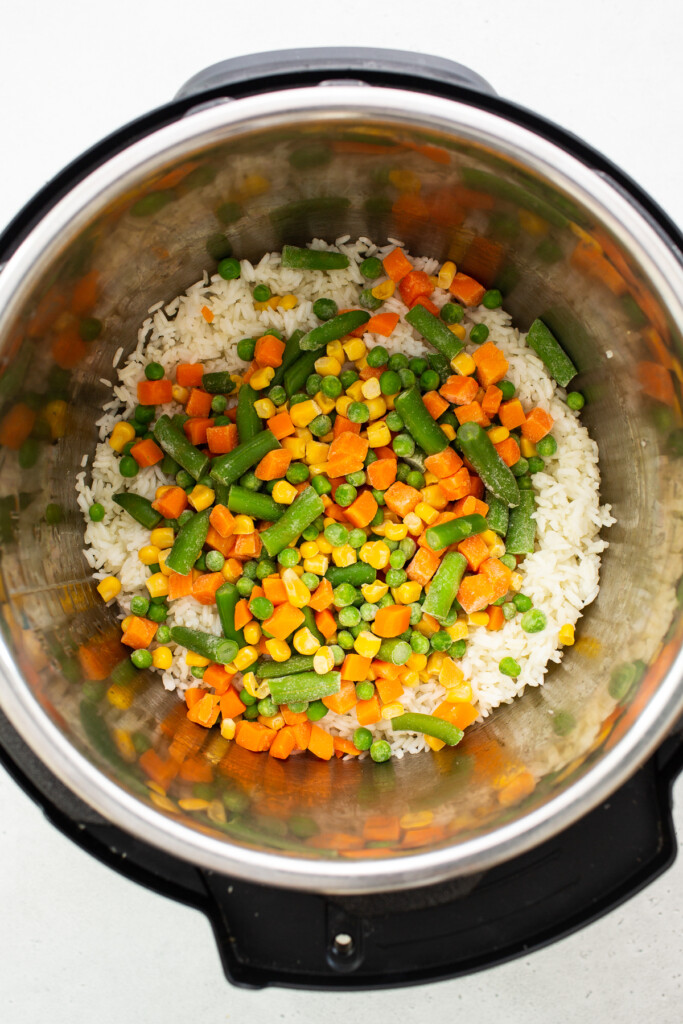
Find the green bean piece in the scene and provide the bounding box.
[326,562,377,587]
[428,352,453,385]
[485,492,510,537]
[259,486,325,557]
[255,654,315,679]
[394,386,450,456]
[457,422,520,508]
[299,310,370,352]
[405,304,464,361]
[302,606,325,645]
[153,414,209,482]
[201,371,235,395]
[425,514,488,552]
[377,638,412,665]
[267,671,341,706]
[235,384,263,444]
[391,712,464,746]
[505,489,537,555]
[227,484,284,521]
[280,245,349,270]
[165,509,210,575]
[113,492,162,530]
[526,319,577,388]
[210,430,280,489]
[270,329,305,388]
[215,582,245,646]
[284,350,319,397]
[421,551,468,624]
[170,626,238,665]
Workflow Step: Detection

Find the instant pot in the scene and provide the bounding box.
[1,49,683,988]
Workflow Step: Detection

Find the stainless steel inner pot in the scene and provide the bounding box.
[1,53,683,894]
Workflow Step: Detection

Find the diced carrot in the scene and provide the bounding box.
[422,390,449,420]
[521,407,554,442]
[356,694,381,726]
[186,387,213,418]
[187,692,221,728]
[184,687,204,710]
[269,727,297,760]
[376,674,406,704]
[373,659,401,679]
[77,633,125,682]
[255,448,291,481]
[359,362,386,382]
[139,749,179,790]
[468,474,484,499]
[373,605,411,639]
[0,402,36,450]
[51,326,88,369]
[351,312,400,338]
[242,360,257,385]
[315,609,337,639]
[455,401,490,427]
[200,305,214,323]
[291,719,312,750]
[71,270,98,314]
[384,481,421,517]
[130,438,164,467]
[168,572,193,600]
[638,361,676,407]
[233,533,262,559]
[254,334,286,368]
[219,688,247,719]
[281,706,309,727]
[398,270,433,307]
[460,236,505,288]
[209,504,235,539]
[266,410,295,440]
[363,814,401,842]
[382,247,413,282]
[479,557,514,601]
[345,490,378,529]
[333,736,361,757]
[262,576,288,605]
[472,341,509,388]
[481,384,503,418]
[434,700,479,730]
[322,679,358,715]
[234,599,253,631]
[440,374,479,406]
[262,602,305,641]
[235,721,275,752]
[424,447,463,479]
[184,417,214,446]
[366,458,397,492]
[121,616,157,650]
[329,431,369,464]
[247,585,265,612]
[438,467,472,501]
[151,485,188,520]
[448,272,486,306]
[486,604,505,631]
[406,545,442,585]
[307,723,334,760]
[452,496,477,518]
[457,574,495,614]
[341,653,372,682]
[374,445,398,461]
[410,294,440,316]
[333,415,361,438]
[168,718,207,764]
[498,399,526,431]
[310,578,334,611]
[457,534,490,572]
[137,379,173,405]
[178,756,214,782]
[192,572,224,605]
[494,436,521,467]
[206,423,238,454]
[176,363,204,387]
[203,663,236,694]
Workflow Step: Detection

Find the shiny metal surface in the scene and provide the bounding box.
[0,84,682,892]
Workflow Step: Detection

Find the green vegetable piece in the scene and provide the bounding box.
[259,486,325,557]
[267,671,341,705]
[370,740,392,763]
[499,656,521,677]
[405,303,464,361]
[299,311,370,352]
[210,430,280,489]
[235,384,263,444]
[421,552,468,624]
[505,490,536,555]
[567,391,585,411]
[170,625,238,665]
[215,582,245,646]
[485,492,509,537]
[113,492,162,530]
[360,257,383,279]
[253,283,271,302]
[520,609,547,633]
[284,351,319,397]
[391,712,464,746]
[394,386,450,456]
[119,455,138,477]
[202,371,237,395]
[89,502,105,522]
[326,562,376,587]
[457,422,520,507]
[281,245,349,270]
[165,509,210,575]
[217,257,241,280]
[227,484,284,521]
[255,655,315,679]
[153,415,209,482]
[353,727,373,750]
[377,638,412,665]
[425,514,488,552]
[526,319,577,388]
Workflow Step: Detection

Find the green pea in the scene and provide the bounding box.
[79,316,103,342]
[353,726,373,750]
[333,583,357,607]
[208,395,227,415]
[250,596,274,620]
[521,609,547,633]
[131,649,152,669]
[257,696,278,718]
[372,488,386,505]
[277,548,300,568]
[88,502,105,522]
[395,462,410,483]
[130,594,150,616]
[287,702,309,715]
[253,284,271,302]
[380,369,401,395]
[256,559,277,580]
[236,337,256,361]
[188,665,204,679]
[360,257,383,279]
[527,456,545,474]
[337,630,354,649]
[268,385,287,406]
[347,402,370,424]
[194,554,206,572]
[536,435,557,457]
[338,606,361,628]
[340,369,359,389]
[215,201,242,225]
[119,455,138,477]
[517,476,534,490]
[499,656,521,676]
[385,411,404,432]
[284,462,309,485]
[360,602,377,621]
[440,302,464,324]
[305,373,323,397]
[406,357,426,377]
[289,392,309,407]
[498,380,516,400]
[346,472,365,489]
[387,353,409,371]
[410,632,430,654]
[321,376,342,399]
[145,362,164,381]
[205,550,225,572]
[399,538,416,558]
[469,323,489,345]
[430,630,452,651]
[347,528,366,549]
[366,345,389,368]
[482,289,502,309]
[502,602,517,620]
[370,740,392,763]
[217,257,241,280]
[311,474,332,496]
[242,560,258,579]
[236,576,255,597]
[393,433,415,458]
[301,523,320,541]
[389,549,406,570]
[242,704,259,720]
[147,603,167,623]
[239,470,262,491]
[355,681,375,701]
[449,638,467,659]
[359,288,382,311]
[567,391,585,411]
[325,523,349,547]
[420,369,441,392]
[335,484,357,507]
[406,470,425,489]
[511,456,529,477]
[313,298,338,321]
[309,414,332,438]
[300,572,319,591]
[306,700,328,721]
[133,404,155,426]
[385,568,407,588]
[398,368,416,388]
[512,593,532,612]
[239,687,256,706]
[552,710,576,736]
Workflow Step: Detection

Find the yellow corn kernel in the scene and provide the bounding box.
[188,484,215,512]
[384,521,408,541]
[360,541,390,570]
[316,535,333,554]
[468,611,490,627]
[314,391,336,415]
[303,553,329,576]
[282,436,307,459]
[437,261,457,289]
[290,399,321,427]
[254,397,276,419]
[97,576,121,602]
[306,440,330,465]
[404,512,423,535]
[520,437,537,458]
[452,351,476,375]
[559,623,575,646]
[121,615,134,633]
[172,383,190,405]
[417,615,439,638]
[424,471,439,484]
[242,672,259,699]
[106,683,135,710]
[138,544,160,566]
[149,527,174,550]
[186,650,210,668]
[446,621,469,641]
[446,680,473,703]
[239,173,269,197]
[300,541,319,559]
[220,718,236,740]
[43,398,67,439]
[178,796,211,812]
[388,169,420,192]
[326,339,345,363]
[336,395,352,417]
[395,581,422,605]
[293,627,321,655]
[309,647,334,677]
[487,426,510,445]
[361,377,381,400]
[250,366,275,391]
[415,502,438,525]
[427,651,445,674]
[421,484,448,511]
[332,544,357,568]
[355,355,369,374]
[243,621,262,645]
[366,420,391,447]
[425,734,446,752]
[361,581,389,603]
[489,539,506,559]
[109,420,136,452]
[407,652,427,672]
[291,564,305,576]
[449,325,467,342]
[221,558,242,583]
[282,567,311,607]
[518,209,549,236]
[372,280,395,301]
[156,548,174,577]
[150,645,172,671]
[345,380,364,402]
[479,529,498,547]
[145,573,169,599]
[112,728,137,764]
[381,701,404,720]
[269,480,296,506]
[315,356,342,378]
[354,630,382,659]
[342,337,366,361]
[232,515,255,536]
[279,293,299,311]
[402,670,421,688]
[510,571,523,591]
[439,657,464,687]
[265,638,291,663]
[428,275,438,288]
[365,396,387,421]
[232,645,258,671]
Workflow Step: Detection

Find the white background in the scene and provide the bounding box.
[1,1,683,1021]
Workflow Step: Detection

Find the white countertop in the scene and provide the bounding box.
[1,1,683,1020]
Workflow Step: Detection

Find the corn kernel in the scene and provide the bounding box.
[282,567,311,607]
[306,440,330,465]
[518,209,549,236]
[489,539,506,558]
[315,356,342,378]
[452,352,476,375]
[222,558,242,583]
[437,261,457,289]
[510,571,523,591]
[487,426,509,444]
[346,379,364,402]
[384,521,408,541]
[479,529,498,547]
[381,701,404,720]
[440,424,456,441]
[254,397,276,419]
[520,437,537,458]
[43,398,67,439]
[109,420,135,452]
[326,339,345,363]
[372,279,395,301]
[367,421,391,447]
[239,173,269,197]
[361,377,381,400]
[272,480,297,505]
[407,652,427,671]
[355,355,369,373]
[157,548,174,577]
[188,484,215,512]
[253,677,271,700]
[332,544,357,568]
[171,384,190,406]
[360,540,390,570]
[97,576,121,602]
[342,338,366,361]
[282,436,307,459]
[415,502,438,525]
[144,572,168,599]
[107,683,135,710]
[243,620,262,645]
[149,527,174,550]
[446,680,473,703]
[361,581,389,603]
[186,650,210,667]
[232,645,258,671]
[449,324,467,340]
[388,169,420,192]
[468,611,490,627]
[439,657,464,687]
[365,396,387,420]
[121,615,134,632]
[446,621,469,641]
[217,718,235,740]
[395,581,422,604]
[421,484,448,511]
[404,512,423,535]
[112,728,137,763]
[279,293,299,311]
[303,554,329,576]
[425,734,446,751]
[559,623,575,645]
[242,672,259,698]
[313,391,336,415]
[336,395,352,417]
[300,541,319,559]
[139,544,160,565]
[265,638,291,662]
[401,809,435,830]
[249,366,275,391]
[290,399,321,427]
[316,535,333,554]
[293,627,321,656]
[313,646,335,674]
[231,515,254,536]
[354,631,382,658]
[427,651,445,674]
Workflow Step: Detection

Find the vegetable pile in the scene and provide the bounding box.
[94,245,581,763]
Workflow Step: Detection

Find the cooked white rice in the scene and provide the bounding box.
[76,237,615,758]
